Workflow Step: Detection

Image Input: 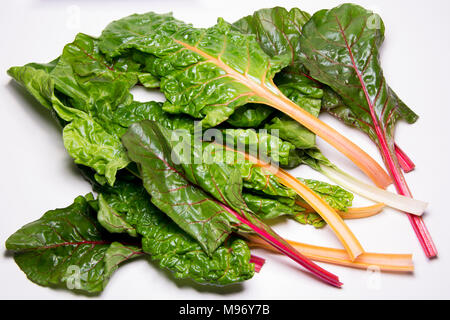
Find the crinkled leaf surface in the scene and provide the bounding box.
[231,7,310,64]
[93,175,255,285]
[265,115,315,150]
[285,147,335,171]
[98,194,138,237]
[121,121,241,255]
[122,121,321,273]
[8,63,57,111]
[299,4,418,157]
[124,122,347,233]
[231,7,323,149]
[300,179,354,212]
[201,141,296,199]
[242,191,325,227]
[243,175,353,228]
[227,104,273,127]
[8,33,195,185]
[115,100,195,132]
[8,34,137,185]
[221,128,295,166]
[243,192,300,219]
[99,12,290,128]
[5,195,142,293]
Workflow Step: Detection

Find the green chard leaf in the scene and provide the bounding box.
[285,147,335,171]
[121,121,242,255]
[226,104,273,128]
[231,7,323,149]
[62,116,130,185]
[93,175,255,285]
[8,34,136,185]
[8,33,196,185]
[264,115,316,150]
[200,140,296,199]
[98,194,138,237]
[243,191,325,228]
[299,4,418,165]
[8,64,57,110]
[221,128,296,166]
[120,121,336,284]
[155,125,339,229]
[300,179,354,212]
[243,192,301,219]
[291,210,326,228]
[5,195,142,294]
[98,12,290,128]
[242,174,354,229]
[115,100,195,132]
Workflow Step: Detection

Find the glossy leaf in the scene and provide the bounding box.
[221,128,295,166]
[8,34,195,185]
[122,121,342,287]
[8,64,56,111]
[299,3,437,257]
[115,100,195,132]
[242,192,326,228]
[243,175,353,228]
[227,104,273,127]
[201,141,296,199]
[300,4,418,144]
[99,13,289,128]
[299,179,354,213]
[284,147,335,171]
[5,195,142,293]
[94,175,256,285]
[265,115,315,150]
[121,121,242,255]
[243,192,300,220]
[231,7,310,64]
[232,7,323,149]
[8,34,138,185]
[98,194,138,237]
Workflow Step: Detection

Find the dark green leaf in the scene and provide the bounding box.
[232,7,323,149]
[201,141,296,199]
[226,104,273,127]
[299,4,418,158]
[5,195,142,293]
[243,190,326,228]
[121,120,324,276]
[97,194,138,237]
[94,176,255,285]
[121,121,241,255]
[283,147,335,171]
[231,7,310,67]
[265,115,315,150]
[114,100,195,132]
[243,192,300,220]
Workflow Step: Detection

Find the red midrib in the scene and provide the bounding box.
[215,201,342,287]
[335,16,437,257]
[335,17,401,185]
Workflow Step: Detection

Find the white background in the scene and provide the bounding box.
[1,0,449,300]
